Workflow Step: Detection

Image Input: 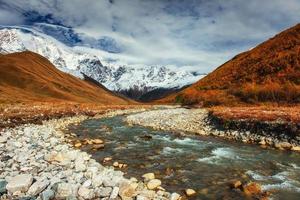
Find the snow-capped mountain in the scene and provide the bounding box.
[0,25,205,100]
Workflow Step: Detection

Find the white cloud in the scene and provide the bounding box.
[1,0,300,72]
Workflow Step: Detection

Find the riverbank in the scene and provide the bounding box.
[0,108,180,200]
[126,108,300,151]
[0,102,156,129]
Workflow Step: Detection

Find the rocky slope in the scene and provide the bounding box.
[0,26,204,100]
[161,23,300,106]
[0,51,132,104]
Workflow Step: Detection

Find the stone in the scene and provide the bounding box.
[92,175,103,187]
[0,179,7,194]
[92,144,105,150]
[96,187,112,197]
[110,187,119,199]
[242,182,262,196]
[291,146,300,151]
[170,192,180,200]
[185,188,196,196]
[113,162,119,167]
[6,174,33,193]
[40,189,55,200]
[92,139,104,144]
[230,180,242,189]
[78,186,95,199]
[74,142,82,148]
[136,195,149,200]
[119,182,136,200]
[142,173,155,180]
[27,179,50,196]
[75,158,86,172]
[146,179,161,190]
[103,157,112,163]
[55,183,78,199]
[82,180,92,188]
[274,142,292,149]
[0,136,7,143]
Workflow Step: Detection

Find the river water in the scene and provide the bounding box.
[68,116,300,200]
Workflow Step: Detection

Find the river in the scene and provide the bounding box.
[67,115,300,200]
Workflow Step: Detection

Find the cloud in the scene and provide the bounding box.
[1,0,300,72]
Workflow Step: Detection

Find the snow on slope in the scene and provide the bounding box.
[0,26,204,93]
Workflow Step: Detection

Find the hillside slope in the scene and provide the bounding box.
[161,24,300,106]
[0,51,132,104]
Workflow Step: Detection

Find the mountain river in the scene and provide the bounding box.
[67,116,300,200]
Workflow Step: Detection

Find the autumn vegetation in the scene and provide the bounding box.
[160,23,300,107]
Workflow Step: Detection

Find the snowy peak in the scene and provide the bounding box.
[0,25,205,100]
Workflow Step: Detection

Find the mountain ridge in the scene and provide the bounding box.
[160,23,300,106]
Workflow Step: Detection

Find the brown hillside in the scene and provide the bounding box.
[0,51,133,104]
[161,23,300,106]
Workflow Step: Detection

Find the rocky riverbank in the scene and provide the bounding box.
[126,108,300,151]
[0,109,180,200]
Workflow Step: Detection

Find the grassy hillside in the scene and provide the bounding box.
[0,51,133,105]
[160,24,300,106]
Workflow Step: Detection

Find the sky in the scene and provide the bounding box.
[1,0,300,73]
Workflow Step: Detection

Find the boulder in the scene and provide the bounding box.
[27,179,50,196]
[146,179,161,190]
[6,174,33,193]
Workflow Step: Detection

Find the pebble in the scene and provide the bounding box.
[110,186,120,199]
[146,179,161,190]
[27,179,50,196]
[142,173,155,180]
[40,189,55,200]
[185,188,196,196]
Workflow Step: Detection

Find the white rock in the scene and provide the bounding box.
[110,186,119,199]
[55,183,78,199]
[6,174,33,193]
[92,175,103,187]
[146,179,161,190]
[96,187,112,197]
[75,158,86,172]
[185,188,196,196]
[78,186,95,199]
[27,179,50,196]
[0,136,7,143]
[170,192,180,200]
[82,179,92,188]
[142,173,155,180]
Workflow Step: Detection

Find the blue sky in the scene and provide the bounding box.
[1,0,300,72]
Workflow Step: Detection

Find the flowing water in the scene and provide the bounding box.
[68,116,300,200]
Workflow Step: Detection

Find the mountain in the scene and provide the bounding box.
[0,25,204,101]
[160,23,300,106]
[0,51,132,104]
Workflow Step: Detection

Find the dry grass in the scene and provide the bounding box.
[0,102,152,129]
[210,106,300,123]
